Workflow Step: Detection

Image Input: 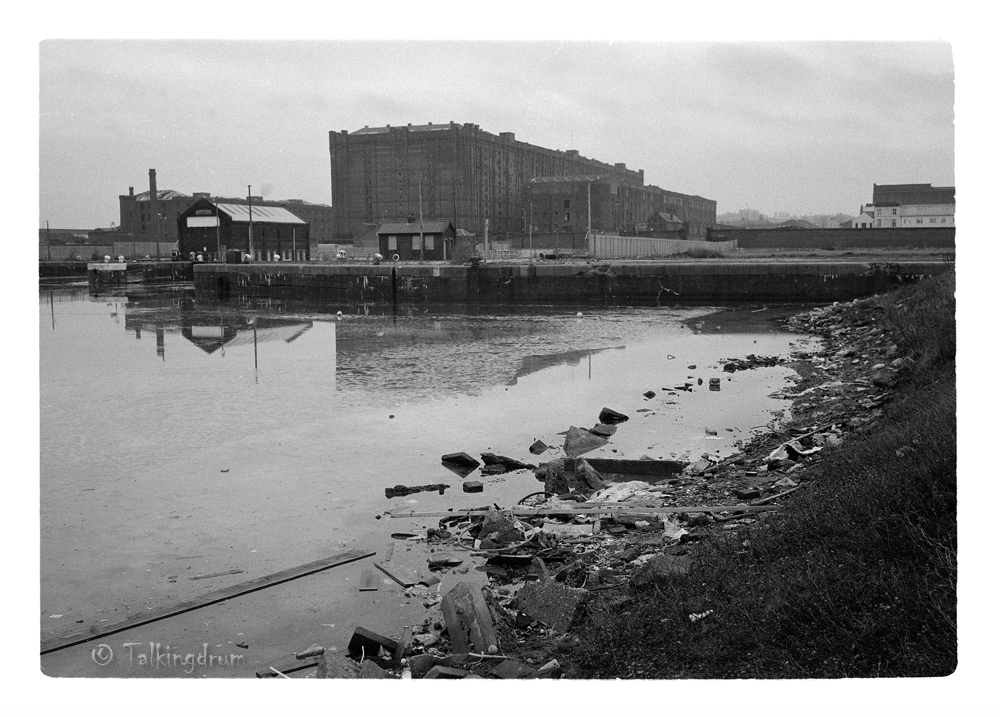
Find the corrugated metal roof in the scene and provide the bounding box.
[216,203,307,224]
[377,220,453,234]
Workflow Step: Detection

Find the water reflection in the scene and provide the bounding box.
[58,287,646,398]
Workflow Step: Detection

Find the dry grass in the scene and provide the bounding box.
[561,274,957,678]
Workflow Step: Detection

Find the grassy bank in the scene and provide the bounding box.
[561,273,957,678]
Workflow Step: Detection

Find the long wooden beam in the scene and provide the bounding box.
[388,505,777,519]
[41,549,375,655]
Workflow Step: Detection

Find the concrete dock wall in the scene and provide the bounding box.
[86,261,194,292]
[193,260,953,305]
[707,226,955,250]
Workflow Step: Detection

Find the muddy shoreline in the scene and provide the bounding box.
[261,294,909,680]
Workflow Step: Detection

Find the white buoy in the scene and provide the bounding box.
[576,312,583,318]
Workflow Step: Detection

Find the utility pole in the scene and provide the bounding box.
[418,179,425,261]
[247,185,255,261]
[587,181,592,251]
[528,202,533,264]
[46,220,51,262]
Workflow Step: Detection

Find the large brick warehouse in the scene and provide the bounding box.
[329,122,715,244]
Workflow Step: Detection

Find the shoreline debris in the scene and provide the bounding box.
[385,483,449,499]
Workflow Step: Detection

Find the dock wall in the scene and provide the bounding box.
[192,260,953,305]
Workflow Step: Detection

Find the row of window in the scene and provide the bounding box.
[875,217,953,227]
[385,235,436,251]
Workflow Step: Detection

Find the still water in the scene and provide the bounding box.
[39,283,815,675]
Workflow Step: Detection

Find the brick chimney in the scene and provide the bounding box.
[148,169,159,233]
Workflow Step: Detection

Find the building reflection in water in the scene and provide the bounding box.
[106,293,315,369]
[72,288,627,395]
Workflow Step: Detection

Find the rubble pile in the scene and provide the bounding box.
[289,294,916,680]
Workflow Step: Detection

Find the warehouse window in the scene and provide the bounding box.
[412,235,421,250]
[388,235,397,250]
[425,235,434,250]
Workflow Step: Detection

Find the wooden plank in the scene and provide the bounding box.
[41,549,375,655]
[752,483,805,505]
[389,505,778,519]
[374,562,418,588]
[255,659,318,678]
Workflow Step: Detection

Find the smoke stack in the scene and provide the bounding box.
[148,169,159,232]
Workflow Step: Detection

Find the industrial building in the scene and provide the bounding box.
[118,169,336,246]
[864,183,956,229]
[375,219,457,261]
[329,122,716,244]
[177,198,309,262]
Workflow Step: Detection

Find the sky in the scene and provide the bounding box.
[38,38,956,228]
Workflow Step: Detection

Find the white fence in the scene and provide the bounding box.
[588,233,736,259]
[480,248,536,261]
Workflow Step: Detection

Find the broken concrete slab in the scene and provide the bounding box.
[598,407,630,424]
[631,554,692,586]
[463,480,484,493]
[588,423,617,438]
[534,457,608,495]
[359,660,397,679]
[441,452,481,469]
[347,627,399,659]
[440,581,500,655]
[427,554,463,570]
[563,425,609,457]
[491,659,536,679]
[315,653,360,679]
[516,577,588,633]
[529,439,550,455]
[479,506,524,546]
[406,653,438,678]
[423,665,472,679]
[374,562,420,588]
[481,453,535,472]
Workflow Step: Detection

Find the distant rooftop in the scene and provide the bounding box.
[135,189,189,201]
[351,123,455,136]
[873,183,955,206]
[215,203,307,225]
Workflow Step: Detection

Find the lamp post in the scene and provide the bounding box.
[157,213,164,260]
[247,185,254,261]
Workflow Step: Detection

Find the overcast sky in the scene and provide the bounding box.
[39,39,955,228]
